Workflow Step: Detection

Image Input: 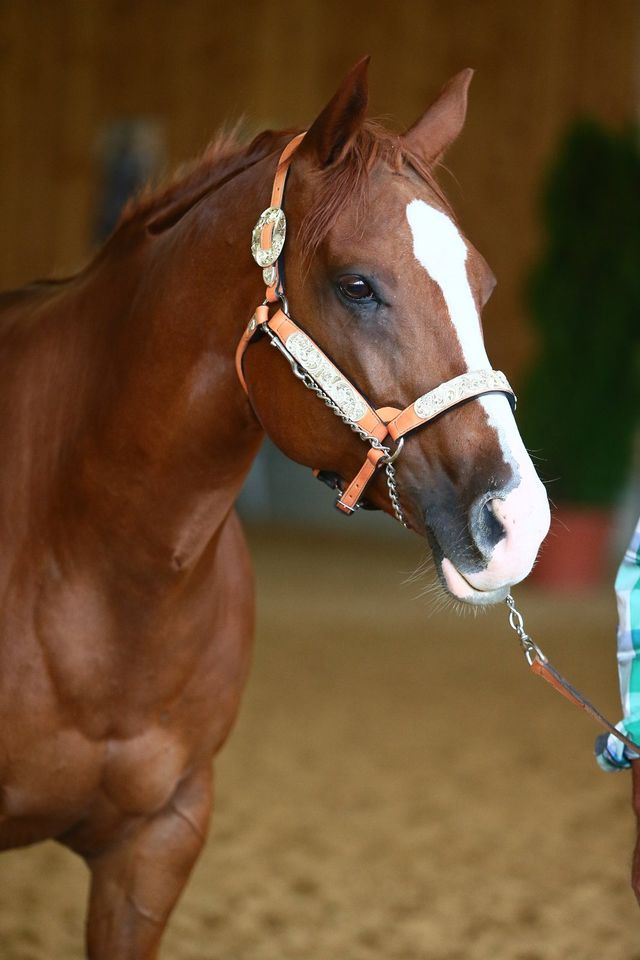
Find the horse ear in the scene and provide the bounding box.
[402,68,473,165]
[300,57,370,167]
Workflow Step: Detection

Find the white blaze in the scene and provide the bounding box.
[406,200,489,369]
[405,199,549,598]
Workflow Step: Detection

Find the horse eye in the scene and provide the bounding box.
[337,275,375,302]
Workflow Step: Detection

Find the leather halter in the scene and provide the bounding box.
[236,135,516,521]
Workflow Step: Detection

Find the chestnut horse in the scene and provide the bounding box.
[0,61,549,957]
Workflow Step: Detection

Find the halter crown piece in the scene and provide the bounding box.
[235,134,516,526]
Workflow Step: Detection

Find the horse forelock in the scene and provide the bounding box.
[298,121,454,264]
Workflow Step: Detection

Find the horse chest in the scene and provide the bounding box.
[0,591,210,829]
[0,723,190,835]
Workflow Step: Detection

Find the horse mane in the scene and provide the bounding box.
[119,125,296,233]
[118,120,452,255]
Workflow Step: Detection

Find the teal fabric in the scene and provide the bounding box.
[597,517,640,772]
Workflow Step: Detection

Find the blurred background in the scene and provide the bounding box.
[1,2,640,958]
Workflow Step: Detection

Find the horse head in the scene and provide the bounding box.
[242,59,550,605]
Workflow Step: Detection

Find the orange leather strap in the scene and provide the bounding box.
[335,406,402,514]
[530,658,586,710]
[236,303,393,440]
[507,594,640,757]
[530,654,640,754]
[271,133,305,206]
[336,446,386,514]
[261,133,305,302]
[235,305,270,393]
[387,370,515,442]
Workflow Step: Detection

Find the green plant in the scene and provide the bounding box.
[520,119,640,506]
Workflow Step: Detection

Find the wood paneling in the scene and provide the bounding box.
[0,0,637,380]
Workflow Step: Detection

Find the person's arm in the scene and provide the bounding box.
[617,519,640,902]
[595,518,640,772]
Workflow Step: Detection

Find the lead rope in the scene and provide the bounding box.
[505,592,640,755]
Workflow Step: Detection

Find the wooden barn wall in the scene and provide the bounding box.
[0,0,637,381]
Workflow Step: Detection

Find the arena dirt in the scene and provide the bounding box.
[1,527,639,959]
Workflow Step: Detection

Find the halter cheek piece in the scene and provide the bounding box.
[236,134,516,526]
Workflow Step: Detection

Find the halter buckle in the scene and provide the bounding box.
[335,496,358,515]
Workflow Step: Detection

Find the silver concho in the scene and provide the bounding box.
[414,369,513,421]
[251,207,287,268]
[285,332,367,424]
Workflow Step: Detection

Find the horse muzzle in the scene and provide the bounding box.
[436,469,551,605]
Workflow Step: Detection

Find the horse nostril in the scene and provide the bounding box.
[472,497,506,557]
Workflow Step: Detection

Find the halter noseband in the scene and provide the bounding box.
[235,135,516,526]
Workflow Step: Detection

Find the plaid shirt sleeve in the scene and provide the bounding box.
[596,516,640,771]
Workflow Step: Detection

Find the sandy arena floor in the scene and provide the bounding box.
[1,526,639,959]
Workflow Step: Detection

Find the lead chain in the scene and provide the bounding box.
[505,593,547,666]
[385,461,407,527]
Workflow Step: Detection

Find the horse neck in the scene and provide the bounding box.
[62,158,273,579]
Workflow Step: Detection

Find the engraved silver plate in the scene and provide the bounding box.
[414,369,513,421]
[251,207,287,268]
[285,331,367,423]
[262,265,277,287]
